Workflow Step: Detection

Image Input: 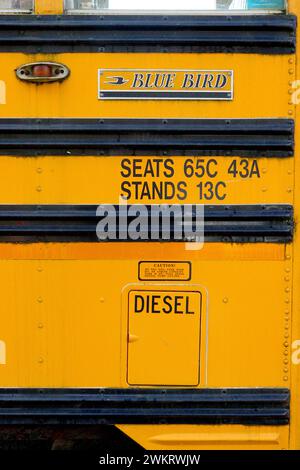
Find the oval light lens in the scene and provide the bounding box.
[16,62,70,83]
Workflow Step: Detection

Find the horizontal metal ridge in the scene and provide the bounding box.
[0,388,290,425]
[0,15,295,29]
[0,118,294,132]
[0,15,296,54]
[0,204,292,219]
[0,204,293,244]
[0,119,294,157]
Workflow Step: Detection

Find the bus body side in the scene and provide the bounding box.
[0,0,299,450]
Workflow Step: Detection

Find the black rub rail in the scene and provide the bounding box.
[0,15,296,54]
[0,388,290,425]
[0,204,293,243]
[0,119,294,157]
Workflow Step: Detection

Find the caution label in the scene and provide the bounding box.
[139,262,191,281]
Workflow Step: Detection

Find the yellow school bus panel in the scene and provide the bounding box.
[35,0,63,15]
[0,155,294,205]
[286,0,300,451]
[0,0,298,452]
[0,53,294,118]
[0,242,286,262]
[0,255,290,389]
[117,424,289,451]
[127,288,202,386]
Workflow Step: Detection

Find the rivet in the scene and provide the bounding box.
[284,333,289,338]
[262,187,267,192]
[223,297,229,304]
[285,268,291,273]
[286,254,291,260]
[285,299,290,304]
[287,188,293,193]
[284,276,290,282]
[262,168,267,174]
[284,368,289,373]
[37,267,43,273]
[288,89,293,94]
[288,59,294,64]
[284,350,289,356]
[100,298,105,303]
[38,358,44,364]
[283,376,289,381]
[284,359,289,365]
[36,186,42,192]
[287,170,293,175]
[37,297,43,303]
[288,110,293,115]
[36,168,43,174]
[284,341,289,347]
[289,69,294,74]
[38,323,44,329]
[285,287,290,293]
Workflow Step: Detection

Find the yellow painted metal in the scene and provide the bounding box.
[35,0,64,15]
[0,257,291,388]
[287,0,300,452]
[0,156,293,205]
[0,242,286,261]
[127,287,203,386]
[0,53,294,118]
[117,424,289,450]
[0,1,298,451]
